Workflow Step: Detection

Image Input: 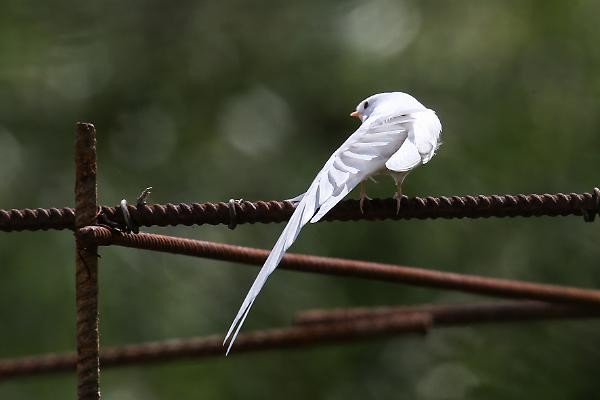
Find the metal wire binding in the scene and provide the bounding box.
[228,198,243,230]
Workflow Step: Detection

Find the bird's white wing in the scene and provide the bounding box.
[386,110,442,172]
[223,114,411,354]
[414,110,442,164]
[385,140,421,172]
[308,114,415,222]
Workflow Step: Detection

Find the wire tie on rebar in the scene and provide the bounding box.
[136,187,153,206]
[116,187,152,233]
[119,199,137,233]
[96,213,122,232]
[228,198,243,230]
[582,187,600,222]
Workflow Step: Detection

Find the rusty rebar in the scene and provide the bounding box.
[0,207,75,231]
[0,313,430,379]
[77,226,600,307]
[295,301,600,326]
[75,122,100,400]
[1,189,598,232]
[1,300,598,380]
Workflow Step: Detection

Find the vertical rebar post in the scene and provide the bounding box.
[74,122,100,399]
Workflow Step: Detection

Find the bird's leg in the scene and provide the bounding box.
[393,181,403,213]
[392,173,408,214]
[359,181,372,213]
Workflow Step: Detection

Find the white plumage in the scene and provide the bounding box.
[224,92,442,354]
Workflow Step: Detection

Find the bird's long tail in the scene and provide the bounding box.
[223,184,319,354]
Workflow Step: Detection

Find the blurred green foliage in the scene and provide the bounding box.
[2,0,600,398]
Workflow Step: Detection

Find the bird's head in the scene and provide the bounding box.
[350,94,377,122]
[350,92,427,123]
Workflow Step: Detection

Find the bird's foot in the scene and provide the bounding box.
[359,182,372,214]
[393,191,403,214]
[359,193,373,214]
[391,178,406,215]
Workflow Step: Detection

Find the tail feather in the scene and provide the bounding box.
[223,190,313,352]
[225,298,254,355]
[223,122,389,352]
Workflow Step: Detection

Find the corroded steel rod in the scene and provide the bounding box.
[1,189,598,231]
[294,301,600,326]
[77,226,600,307]
[1,301,597,380]
[74,122,100,400]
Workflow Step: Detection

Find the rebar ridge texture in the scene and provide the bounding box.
[1,189,598,232]
[0,207,75,231]
[74,122,100,400]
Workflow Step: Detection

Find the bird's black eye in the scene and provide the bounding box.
[363,101,369,109]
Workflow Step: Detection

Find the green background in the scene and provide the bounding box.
[2,0,600,398]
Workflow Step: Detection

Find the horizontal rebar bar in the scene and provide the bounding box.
[295,301,600,326]
[77,226,600,307]
[0,207,75,232]
[1,301,598,380]
[1,189,598,232]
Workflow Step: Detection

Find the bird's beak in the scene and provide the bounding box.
[350,111,360,119]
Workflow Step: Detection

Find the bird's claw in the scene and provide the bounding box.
[393,192,402,214]
[359,181,372,214]
[359,194,372,214]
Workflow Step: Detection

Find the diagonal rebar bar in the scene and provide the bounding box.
[0,301,597,380]
[77,226,600,307]
[1,188,598,232]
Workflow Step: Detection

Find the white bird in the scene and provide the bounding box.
[224,92,442,354]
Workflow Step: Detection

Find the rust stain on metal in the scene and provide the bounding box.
[77,226,600,308]
[0,313,430,379]
[1,189,598,231]
[74,122,100,400]
[2,300,600,379]
[294,301,600,326]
